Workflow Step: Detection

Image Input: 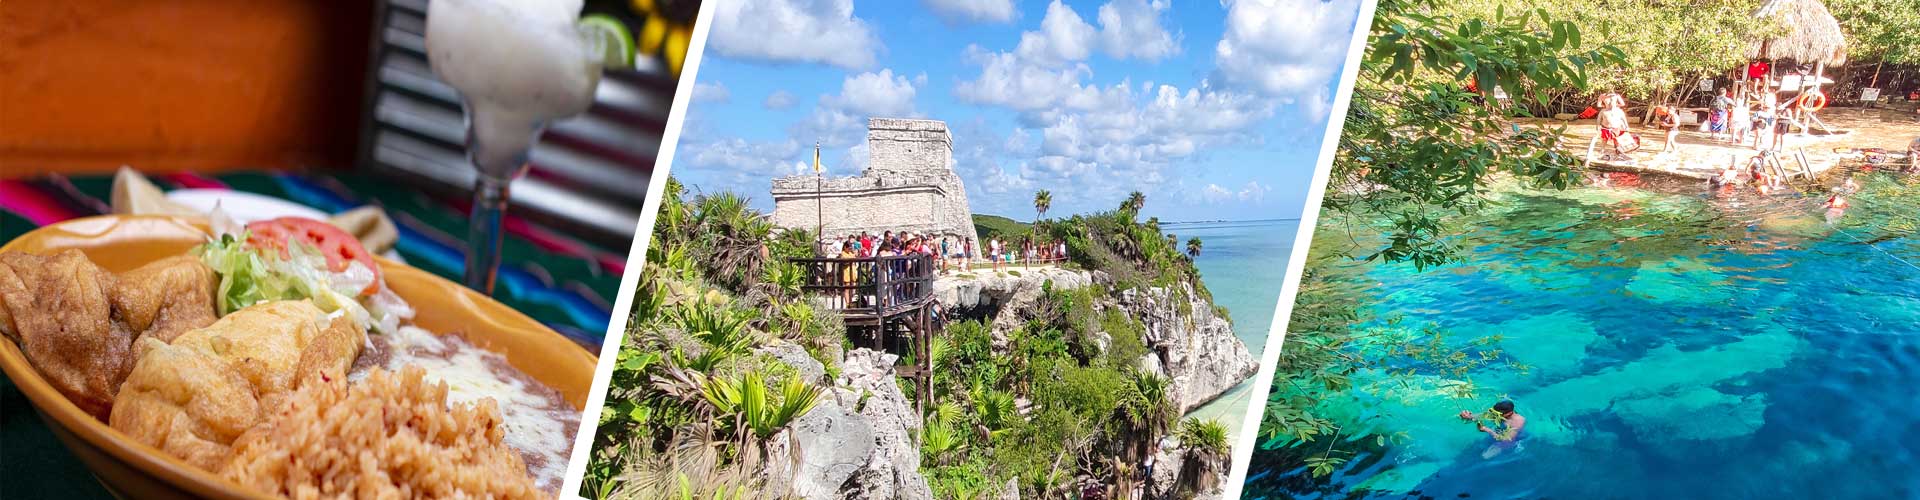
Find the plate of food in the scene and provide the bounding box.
[0,213,595,499]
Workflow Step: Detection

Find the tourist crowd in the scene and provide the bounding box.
[822,230,1071,274]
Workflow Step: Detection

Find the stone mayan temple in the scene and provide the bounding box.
[771,118,981,248]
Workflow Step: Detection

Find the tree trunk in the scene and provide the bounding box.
[1642,87,1671,125]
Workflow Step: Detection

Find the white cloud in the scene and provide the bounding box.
[950,0,1259,200]
[794,69,921,148]
[1096,0,1179,61]
[953,48,1096,112]
[763,90,797,109]
[1202,183,1234,203]
[709,0,880,69]
[691,81,730,103]
[842,142,870,173]
[958,30,1278,203]
[1196,179,1270,205]
[1237,180,1270,201]
[825,69,918,117]
[1014,1,1098,66]
[1214,0,1360,105]
[684,138,804,182]
[1008,0,1180,66]
[921,0,1017,24]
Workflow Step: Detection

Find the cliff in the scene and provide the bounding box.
[763,345,934,500]
[932,268,1257,413]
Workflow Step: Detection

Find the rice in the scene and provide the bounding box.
[220,366,542,499]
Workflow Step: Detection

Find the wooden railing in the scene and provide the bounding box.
[793,254,936,318]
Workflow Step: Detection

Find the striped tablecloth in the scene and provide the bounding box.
[0,170,626,498]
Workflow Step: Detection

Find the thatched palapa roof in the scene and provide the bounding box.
[1749,0,1848,65]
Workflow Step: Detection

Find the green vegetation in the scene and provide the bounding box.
[1329,0,1624,270]
[972,213,1031,242]
[583,179,843,499]
[1044,207,1215,307]
[922,296,1223,499]
[593,178,1240,499]
[1034,189,1053,222]
[1426,0,1772,112]
[929,192,1238,498]
[1830,0,1920,65]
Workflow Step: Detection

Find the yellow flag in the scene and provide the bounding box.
[812,144,822,174]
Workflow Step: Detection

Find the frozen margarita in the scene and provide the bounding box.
[425,0,601,176]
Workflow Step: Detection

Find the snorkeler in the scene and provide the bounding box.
[1825,193,1849,210]
[1459,401,1528,458]
[1823,192,1849,224]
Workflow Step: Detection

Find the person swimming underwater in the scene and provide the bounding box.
[1460,401,1528,458]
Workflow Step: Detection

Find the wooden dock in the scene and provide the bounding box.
[793,254,939,409]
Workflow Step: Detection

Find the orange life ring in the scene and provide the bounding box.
[1796,91,1827,111]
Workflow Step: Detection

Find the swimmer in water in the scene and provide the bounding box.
[1710,156,1744,190]
[1825,193,1849,210]
[1460,401,1527,458]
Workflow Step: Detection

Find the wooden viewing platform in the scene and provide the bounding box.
[793,254,939,409]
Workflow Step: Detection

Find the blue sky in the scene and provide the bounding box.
[671,0,1363,222]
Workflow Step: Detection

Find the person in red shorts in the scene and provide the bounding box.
[1596,94,1635,161]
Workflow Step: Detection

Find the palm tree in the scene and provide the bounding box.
[1186,237,1202,259]
[1125,191,1146,220]
[1176,418,1230,494]
[1033,190,1052,222]
[1145,217,1160,233]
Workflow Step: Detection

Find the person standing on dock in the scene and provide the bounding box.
[1653,105,1681,153]
[1597,94,1634,162]
[1709,89,1733,141]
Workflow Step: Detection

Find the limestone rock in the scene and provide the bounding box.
[780,396,876,497]
[1147,444,1183,499]
[931,267,1093,311]
[1116,281,1257,413]
[838,349,933,500]
[764,347,932,500]
[759,341,829,385]
[1146,439,1226,500]
[996,477,1020,500]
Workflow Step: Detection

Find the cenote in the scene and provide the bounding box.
[1246,173,1920,499]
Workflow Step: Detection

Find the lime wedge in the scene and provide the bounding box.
[578,14,635,69]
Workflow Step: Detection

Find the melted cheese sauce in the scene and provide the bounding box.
[349,326,578,494]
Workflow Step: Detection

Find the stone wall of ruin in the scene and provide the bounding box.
[770,118,982,249]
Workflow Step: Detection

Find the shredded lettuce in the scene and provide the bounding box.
[193,232,402,334]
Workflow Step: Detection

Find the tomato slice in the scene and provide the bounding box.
[245,217,382,295]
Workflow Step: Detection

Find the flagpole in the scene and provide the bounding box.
[815,142,823,243]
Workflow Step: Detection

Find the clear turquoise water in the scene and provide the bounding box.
[1170,219,1301,438]
[1245,176,1920,499]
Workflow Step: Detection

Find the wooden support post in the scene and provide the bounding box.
[918,306,932,412]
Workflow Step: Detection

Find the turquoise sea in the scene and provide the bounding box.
[1168,218,1303,438]
[1244,175,1920,499]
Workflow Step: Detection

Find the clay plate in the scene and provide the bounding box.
[0,215,597,499]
